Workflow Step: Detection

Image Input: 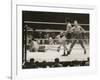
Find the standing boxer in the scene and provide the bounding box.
[65,22,72,44]
[67,20,86,56]
[57,22,72,56]
[57,31,68,56]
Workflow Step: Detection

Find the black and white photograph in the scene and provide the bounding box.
[22,11,90,69]
[9,0,98,79]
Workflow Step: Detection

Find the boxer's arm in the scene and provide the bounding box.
[70,27,74,32]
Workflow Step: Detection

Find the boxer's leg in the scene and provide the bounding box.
[67,40,77,56]
[79,40,86,54]
[57,43,62,52]
[62,41,68,56]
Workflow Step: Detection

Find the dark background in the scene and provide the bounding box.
[22,11,89,30]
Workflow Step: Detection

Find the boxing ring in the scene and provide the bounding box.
[26,43,89,62]
[23,21,89,63]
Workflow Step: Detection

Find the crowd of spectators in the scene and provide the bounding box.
[27,31,89,45]
[22,57,89,69]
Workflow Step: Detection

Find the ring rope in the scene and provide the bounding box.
[24,21,89,26]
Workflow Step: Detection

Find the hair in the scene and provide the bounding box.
[65,18,70,23]
[30,58,34,63]
[41,61,47,68]
[32,38,36,41]
[55,58,59,63]
[35,61,39,64]
[29,40,32,43]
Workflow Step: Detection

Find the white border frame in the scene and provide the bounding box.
[12,1,97,80]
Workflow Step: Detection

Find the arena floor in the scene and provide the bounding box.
[26,44,89,62]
